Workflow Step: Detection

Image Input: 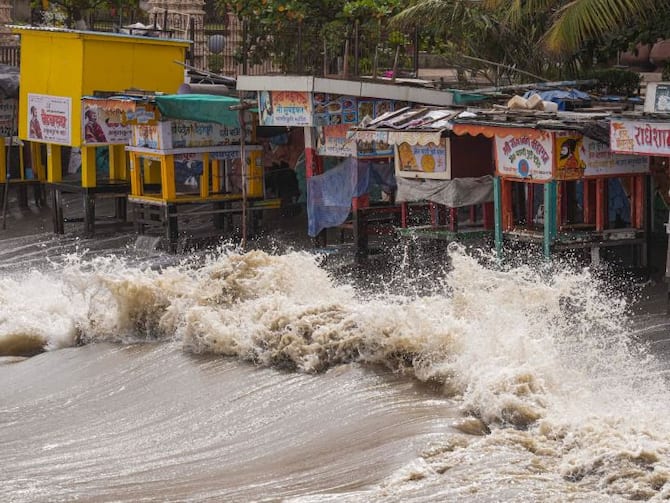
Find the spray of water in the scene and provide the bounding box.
[1,244,669,498]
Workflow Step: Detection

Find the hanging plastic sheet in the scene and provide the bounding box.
[396,175,494,207]
[307,158,369,237]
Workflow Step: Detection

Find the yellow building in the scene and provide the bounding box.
[10,26,190,235]
[12,26,189,186]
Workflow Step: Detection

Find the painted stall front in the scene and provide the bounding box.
[125,93,267,251]
[0,66,40,214]
[610,82,670,287]
[454,110,649,263]
[236,76,463,254]
[11,26,189,236]
[353,107,495,246]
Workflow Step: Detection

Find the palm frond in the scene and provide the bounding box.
[544,0,657,53]
[391,0,476,29]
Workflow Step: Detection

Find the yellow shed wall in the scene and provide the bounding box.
[17,32,83,144]
[15,29,188,147]
[81,38,186,96]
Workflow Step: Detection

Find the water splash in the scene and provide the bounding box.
[1,245,669,499]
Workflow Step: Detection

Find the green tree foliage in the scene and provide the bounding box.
[36,0,138,27]
[392,0,666,84]
[219,0,410,74]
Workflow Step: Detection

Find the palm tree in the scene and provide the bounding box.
[391,0,560,83]
[393,0,662,55]
[502,0,661,53]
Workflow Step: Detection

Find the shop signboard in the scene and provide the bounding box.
[28,93,71,145]
[316,124,356,157]
[395,138,450,179]
[131,119,249,150]
[495,130,553,180]
[355,130,393,158]
[258,90,312,126]
[131,122,171,149]
[611,119,670,157]
[581,136,649,176]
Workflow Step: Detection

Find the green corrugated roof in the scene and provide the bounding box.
[155,94,241,125]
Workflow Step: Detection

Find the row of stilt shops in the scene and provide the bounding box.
[4,26,670,295]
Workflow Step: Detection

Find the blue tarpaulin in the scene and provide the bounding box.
[306,158,396,237]
[523,89,591,111]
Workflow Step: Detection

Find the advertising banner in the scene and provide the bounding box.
[316,124,356,157]
[554,133,586,180]
[356,130,393,158]
[259,91,312,126]
[611,119,670,157]
[495,130,553,180]
[313,93,358,126]
[28,93,71,145]
[396,139,449,179]
[81,98,139,145]
[131,120,248,150]
[581,137,649,176]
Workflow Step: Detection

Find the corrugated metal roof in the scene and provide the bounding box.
[356,106,614,144]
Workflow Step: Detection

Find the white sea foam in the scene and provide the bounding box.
[0,245,669,499]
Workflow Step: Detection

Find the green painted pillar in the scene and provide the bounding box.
[493,176,503,257]
[543,181,558,259]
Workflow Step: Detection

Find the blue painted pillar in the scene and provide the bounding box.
[543,181,558,259]
[493,176,503,257]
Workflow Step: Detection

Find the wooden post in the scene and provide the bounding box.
[583,179,592,225]
[0,137,6,183]
[160,155,176,201]
[448,207,458,232]
[595,178,605,232]
[543,181,557,259]
[501,178,513,231]
[81,146,96,187]
[46,144,62,183]
[109,145,127,180]
[526,182,534,226]
[128,152,143,196]
[211,159,222,193]
[200,153,210,199]
[633,174,645,229]
[303,127,322,177]
[429,202,438,227]
[493,176,503,256]
[30,143,45,181]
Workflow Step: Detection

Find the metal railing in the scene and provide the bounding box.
[0,45,20,67]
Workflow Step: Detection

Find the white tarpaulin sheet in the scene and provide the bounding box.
[396,175,494,207]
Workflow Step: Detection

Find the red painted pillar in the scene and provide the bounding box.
[583,179,591,225]
[449,207,458,231]
[429,202,438,227]
[303,127,323,178]
[401,201,408,228]
[501,179,513,231]
[634,174,645,229]
[526,183,534,227]
[595,178,606,231]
